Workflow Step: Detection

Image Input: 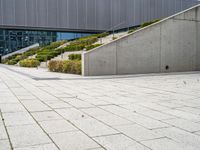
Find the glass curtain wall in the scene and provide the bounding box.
[0,29,91,55]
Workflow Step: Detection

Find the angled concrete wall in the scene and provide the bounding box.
[82,4,200,76]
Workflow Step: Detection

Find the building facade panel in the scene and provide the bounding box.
[2,0,15,25]
[57,0,68,28]
[47,0,58,27]
[26,0,37,27]
[37,0,48,27]
[86,0,96,30]
[15,0,26,26]
[0,0,198,32]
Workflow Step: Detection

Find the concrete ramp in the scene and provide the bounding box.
[82,4,200,76]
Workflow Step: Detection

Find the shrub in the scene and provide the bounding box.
[19,59,40,67]
[71,37,98,46]
[36,49,62,62]
[112,37,118,40]
[141,19,160,28]
[45,40,66,49]
[96,32,109,38]
[63,60,81,74]
[63,45,85,52]
[36,55,46,62]
[48,60,64,72]
[23,47,40,57]
[68,54,82,60]
[7,59,18,65]
[15,54,26,62]
[48,60,81,75]
[86,44,102,51]
[128,28,138,34]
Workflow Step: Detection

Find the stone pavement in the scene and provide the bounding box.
[1,64,200,150]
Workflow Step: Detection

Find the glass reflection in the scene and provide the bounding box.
[0,29,91,55]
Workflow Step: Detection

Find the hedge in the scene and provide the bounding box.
[141,19,160,28]
[7,59,18,65]
[62,45,85,52]
[70,37,98,47]
[68,54,82,60]
[86,44,102,51]
[4,47,40,65]
[19,59,40,67]
[48,60,81,75]
[44,40,66,49]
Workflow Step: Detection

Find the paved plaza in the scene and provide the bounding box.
[1,65,200,150]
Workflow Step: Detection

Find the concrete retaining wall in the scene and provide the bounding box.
[82,4,200,76]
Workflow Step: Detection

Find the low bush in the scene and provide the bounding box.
[7,59,18,65]
[48,60,81,75]
[48,60,64,72]
[68,54,81,60]
[19,59,40,67]
[80,32,109,39]
[112,37,118,40]
[23,47,40,57]
[128,28,138,34]
[96,32,109,38]
[63,44,85,52]
[71,37,98,46]
[63,60,81,74]
[3,47,40,65]
[86,44,102,51]
[36,49,62,62]
[45,40,66,49]
[141,19,160,28]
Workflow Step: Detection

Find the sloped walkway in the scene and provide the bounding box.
[1,65,200,150]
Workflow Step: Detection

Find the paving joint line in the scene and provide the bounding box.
[2,80,61,150]
[0,109,14,150]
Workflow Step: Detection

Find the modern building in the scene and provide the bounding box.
[0,0,199,55]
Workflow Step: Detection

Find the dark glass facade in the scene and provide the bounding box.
[0,29,91,55]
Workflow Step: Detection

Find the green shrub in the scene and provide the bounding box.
[45,40,66,49]
[48,60,64,72]
[71,37,98,46]
[68,54,82,60]
[48,60,81,75]
[63,45,85,52]
[23,47,40,57]
[19,59,40,67]
[96,32,109,38]
[79,32,109,39]
[7,59,18,65]
[36,48,62,62]
[112,37,118,40]
[63,60,81,74]
[128,28,137,34]
[141,19,160,28]
[36,55,46,62]
[86,44,102,51]
[3,47,40,65]
[15,54,27,62]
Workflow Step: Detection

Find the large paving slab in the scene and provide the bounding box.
[1,65,200,150]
